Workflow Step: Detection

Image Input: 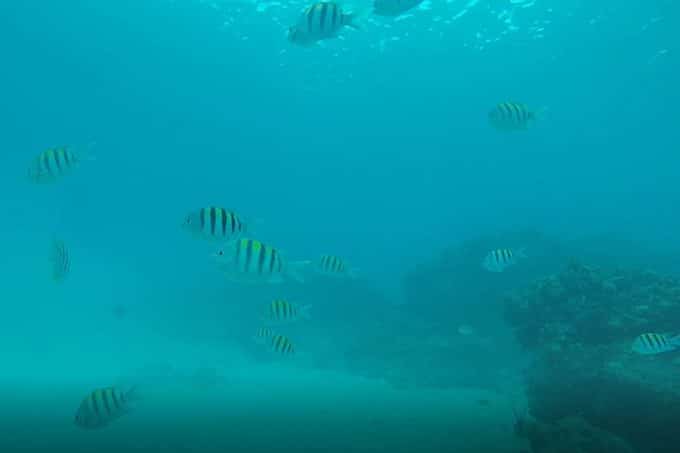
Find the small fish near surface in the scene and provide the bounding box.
[632,333,680,355]
[28,144,94,183]
[288,2,361,46]
[261,299,312,325]
[183,207,247,242]
[50,237,70,283]
[482,248,526,273]
[212,238,309,284]
[373,0,424,16]
[488,102,539,131]
[74,387,139,430]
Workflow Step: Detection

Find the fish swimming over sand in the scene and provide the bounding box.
[74,387,139,429]
[632,333,680,355]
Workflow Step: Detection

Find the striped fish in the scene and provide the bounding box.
[482,248,526,273]
[254,326,275,344]
[183,207,246,242]
[262,300,312,325]
[488,102,536,131]
[50,238,70,283]
[632,333,680,355]
[74,387,138,429]
[213,238,309,284]
[288,2,359,46]
[373,0,424,17]
[315,254,356,278]
[269,334,295,356]
[28,145,93,183]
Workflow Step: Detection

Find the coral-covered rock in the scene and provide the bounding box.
[507,262,680,453]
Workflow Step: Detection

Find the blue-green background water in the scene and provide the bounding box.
[0,0,677,451]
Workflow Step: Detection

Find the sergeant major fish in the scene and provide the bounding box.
[269,334,295,356]
[373,0,424,16]
[28,144,94,183]
[482,248,526,273]
[183,207,247,242]
[314,254,357,278]
[74,387,139,429]
[288,2,360,46]
[632,333,680,355]
[254,326,275,344]
[261,299,312,325]
[213,238,309,284]
[488,102,538,131]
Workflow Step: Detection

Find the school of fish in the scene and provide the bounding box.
[28,0,670,435]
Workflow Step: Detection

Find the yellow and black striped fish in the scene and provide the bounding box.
[315,254,355,278]
[74,387,137,429]
[269,334,295,355]
[50,238,70,282]
[488,102,536,131]
[262,300,312,324]
[213,238,308,284]
[183,207,246,242]
[254,326,275,344]
[28,145,92,183]
[288,2,359,46]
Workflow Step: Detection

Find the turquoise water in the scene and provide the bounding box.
[0,0,677,451]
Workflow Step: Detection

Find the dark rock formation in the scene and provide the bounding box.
[514,412,634,453]
[506,261,680,453]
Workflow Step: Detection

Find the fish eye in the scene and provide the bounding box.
[217,250,224,256]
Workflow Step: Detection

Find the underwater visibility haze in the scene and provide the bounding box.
[0,0,679,452]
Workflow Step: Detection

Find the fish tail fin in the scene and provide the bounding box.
[344,6,370,29]
[247,217,265,236]
[79,141,97,162]
[286,260,312,283]
[348,267,360,279]
[670,334,680,346]
[531,106,549,122]
[300,304,313,320]
[516,247,527,259]
[125,385,143,403]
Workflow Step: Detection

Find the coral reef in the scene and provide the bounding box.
[506,261,680,453]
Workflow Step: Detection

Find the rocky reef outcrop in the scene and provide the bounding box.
[344,231,564,390]
[506,261,680,453]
